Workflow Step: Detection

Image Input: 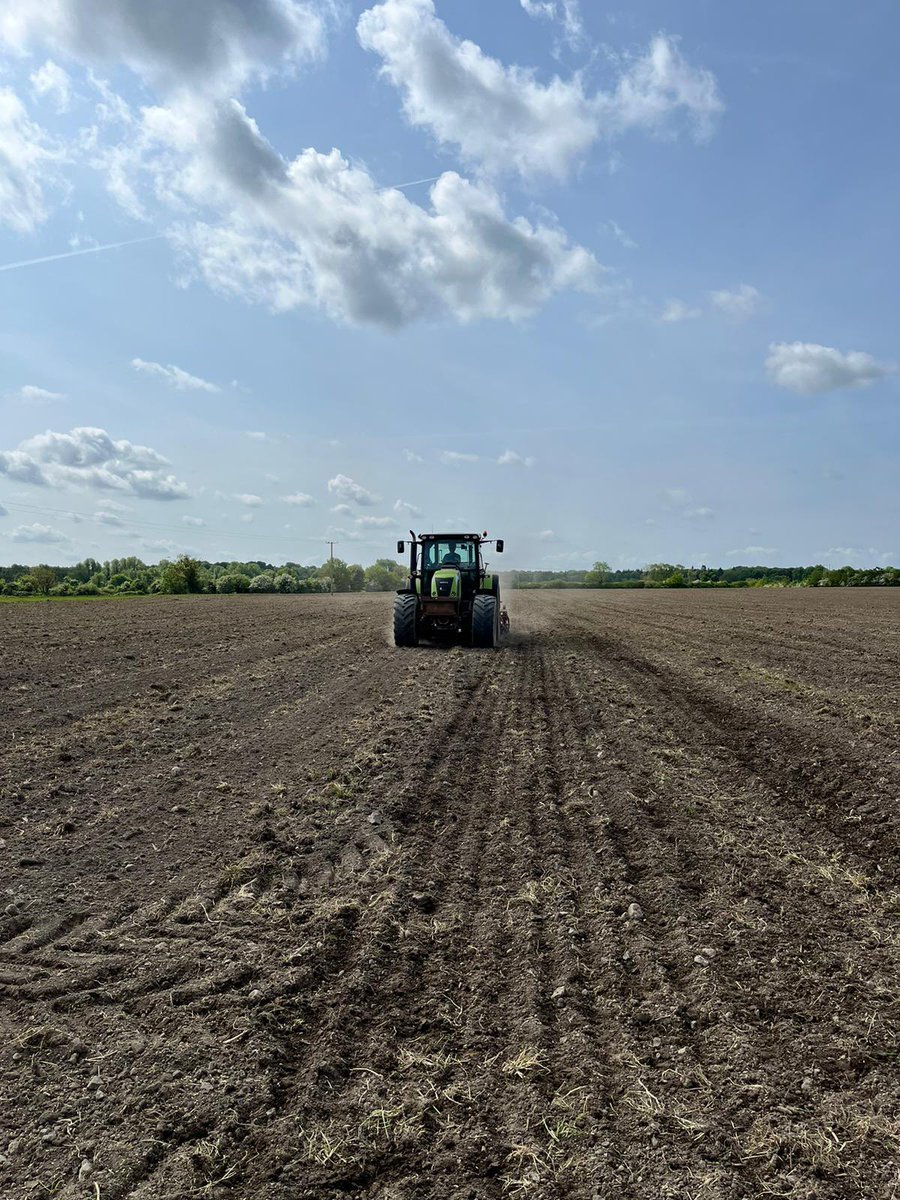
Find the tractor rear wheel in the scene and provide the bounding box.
[471,595,498,649]
[393,594,419,647]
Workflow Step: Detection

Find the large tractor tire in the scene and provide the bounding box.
[393,594,419,647]
[472,594,498,649]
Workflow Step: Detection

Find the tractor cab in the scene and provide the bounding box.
[421,537,479,600]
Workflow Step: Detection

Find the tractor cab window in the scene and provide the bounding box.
[423,541,476,570]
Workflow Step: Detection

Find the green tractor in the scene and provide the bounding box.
[393,532,505,648]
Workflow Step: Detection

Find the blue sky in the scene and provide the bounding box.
[0,0,897,570]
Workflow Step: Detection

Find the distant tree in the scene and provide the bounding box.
[273,570,298,593]
[216,572,251,594]
[365,559,406,591]
[645,563,677,584]
[159,555,207,594]
[248,573,275,593]
[31,565,57,595]
[663,571,686,588]
[584,560,611,587]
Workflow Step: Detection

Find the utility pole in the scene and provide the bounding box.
[326,540,338,595]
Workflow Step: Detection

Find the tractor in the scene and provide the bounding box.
[393,532,505,648]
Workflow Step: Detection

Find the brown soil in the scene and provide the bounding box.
[1,589,898,1200]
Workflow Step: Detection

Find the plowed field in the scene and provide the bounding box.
[1,589,898,1200]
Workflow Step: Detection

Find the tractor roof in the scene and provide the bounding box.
[420,532,482,541]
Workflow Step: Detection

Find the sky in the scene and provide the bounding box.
[0,0,897,571]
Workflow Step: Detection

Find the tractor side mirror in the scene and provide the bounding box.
[496,539,504,553]
[397,540,405,555]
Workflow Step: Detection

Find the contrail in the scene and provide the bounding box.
[0,234,166,274]
[390,174,442,190]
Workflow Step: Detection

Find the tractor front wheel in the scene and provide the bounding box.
[393,594,419,647]
[471,595,498,649]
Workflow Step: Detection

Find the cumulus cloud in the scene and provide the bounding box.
[327,473,378,506]
[403,449,424,463]
[0,87,55,233]
[0,0,330,99]
[9,521,68,544]
[235,493,263,507]
[394,498,421,516]
[356,515,395,528]
[282,491,315,507]
[8,384,66,403]
[710,283,762,319]
[29,59,71,112]
[358,0,597,179]
[661,299,701,323]
[536,529,558,541]
[358,1,722,179]
[131,358,220,392]
[683,506,714,521]
[766,342,897,395]
[167,138,600,327]
[498,449,536,467]
[0,426,189,499]
[3,1,599,327]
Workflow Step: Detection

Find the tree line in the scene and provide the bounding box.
[0,556,408,597]
[2,556,897,598]
[512,562,899,588]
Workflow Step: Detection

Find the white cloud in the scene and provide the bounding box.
[0,426,189,499]
[0,0,330,99]
[603,219,637,250]
[358,0,597,180]
[327,474,378,506]
[726,545,777,558]
[244,430,270,441]
[661,299,701,323]
[394,498,422,516]
[440,451,479,465]
[168,137,599,327]
[282,491,315,507]
[403,449,424,463]
[8,384,66,403]
[30,59,71,112]
[683,506,714,521]
[330,503,352,515]
[0,87,55,233]
[519,0,583,47]
[710,283,761,319]
[536,529,558,541]
[94,509,124,526]
[765,342,897,395]
[498,449,536,467]
[182,515,205,526]
[131,357,220,392]
[358,2,722,179]
[356,515,395,528]
[235,493,263,507]
[241,513,255,523]
[9,521,68,544]
[603,35,723,142]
